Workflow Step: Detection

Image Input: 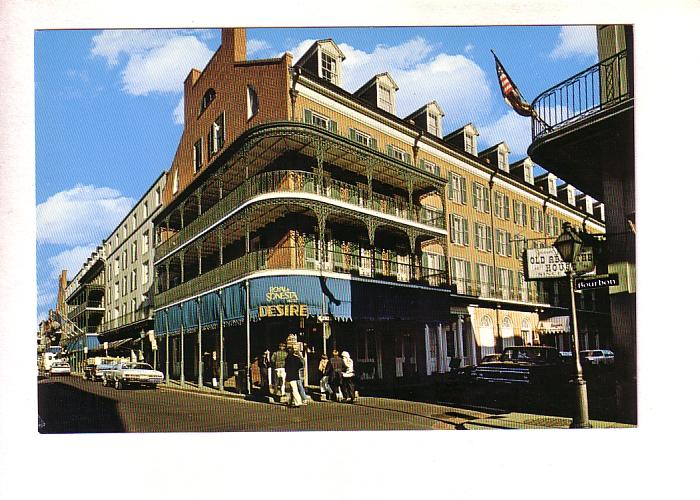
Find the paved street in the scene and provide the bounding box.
[38,375,630,433]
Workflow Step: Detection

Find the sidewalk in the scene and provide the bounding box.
[158,379,633,430]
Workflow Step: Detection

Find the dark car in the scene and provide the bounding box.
[471,346,570,387]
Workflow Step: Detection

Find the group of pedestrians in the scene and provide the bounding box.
[319,348,356,403]
[269,342,312,408]
[263,342,356,406]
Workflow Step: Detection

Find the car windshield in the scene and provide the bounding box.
[501,347,556,363]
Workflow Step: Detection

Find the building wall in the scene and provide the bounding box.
[162,47,292,207]
[104,173,168,326]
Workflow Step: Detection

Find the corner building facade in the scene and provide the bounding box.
[152,29,608,392]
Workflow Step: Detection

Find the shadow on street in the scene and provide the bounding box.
[38,380,125,433]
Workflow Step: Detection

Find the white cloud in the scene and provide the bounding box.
[477,110,533,158]
[287,37,493,132]
[549,26,597,60]
[172,95,184,125]
[248,39,272,55]
[47,245,97,280]
[37,185,134,246]
[91,29,215,104]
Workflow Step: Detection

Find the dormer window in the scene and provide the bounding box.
[321,52,338,84]
[465,133,477,155]
[498,150,508,171]
[524,163,534,184]
[378,85,392,112]
[200,88,216,114]
[548,177,556,195]
[427,112,440,136]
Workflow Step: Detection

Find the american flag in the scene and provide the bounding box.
[492,51,534,117]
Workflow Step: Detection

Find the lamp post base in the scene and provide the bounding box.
[570,379,592,428]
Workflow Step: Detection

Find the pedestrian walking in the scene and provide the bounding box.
[284,347,303,407]
[259,350,271,393]
[212,351,220,388]
[294,350,311,404]
[318,354,332,397]
[341,351,356,403]
[271,342,288,396]
[328,348,345,401]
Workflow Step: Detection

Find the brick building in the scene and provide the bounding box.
[150,28,609,392]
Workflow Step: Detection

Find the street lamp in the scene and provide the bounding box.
[553,222,592,429]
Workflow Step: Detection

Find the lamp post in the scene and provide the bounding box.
[553,222,592,429]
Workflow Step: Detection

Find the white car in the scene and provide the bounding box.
[49,361,71,376]
[103,362,164,389]
[580,349,614,365]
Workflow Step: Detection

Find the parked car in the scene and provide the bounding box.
[580,349,615,366]
[481,354,502,363]
[83,357,124,381]
[103,362,164,389]
[471,346,570,387]
[49,361,71,376]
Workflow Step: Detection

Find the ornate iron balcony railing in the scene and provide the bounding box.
[531,50,631,141]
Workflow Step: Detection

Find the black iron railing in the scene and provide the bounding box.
[531,50,631,141]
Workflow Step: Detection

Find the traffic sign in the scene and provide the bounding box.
[575,274,619,290]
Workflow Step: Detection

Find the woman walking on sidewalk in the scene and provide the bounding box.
[341,351,356,403]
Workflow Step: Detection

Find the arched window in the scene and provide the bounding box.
[502,316,515,348]
[521,319,532,346]
[200,88,216,114]
[479,315,495,357]
[246,85,259,120]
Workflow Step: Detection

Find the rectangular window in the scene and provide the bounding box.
[130,270,136,291]
[320,52,338,83]
[246,86,259,119]
[530,207,543,233]
[142,262,149,285]
[209,113,225,157]
[449,214,469,246]
[194,138,203,172]
[143,201,149,220]
[388,144,408,164]
[477,263,494,297]
[155,187,162,206]
[474,222,492,252]
[494,192,510,220]
[422,160,441,177]
[378,85,392,112]
[115,257,120,276]
[514,235,526,257]
[498,150,508,171]
[448,172,466,204]
[497,268,514,299]
[513,200,528,226]
[131,241,137,262]
[496,230,508,256]
[450,257,469,295]
[142,230,149,254]
[132,214,137,232]
[349,128,375,148]
[472,182,491,213]
[427,112,439,136]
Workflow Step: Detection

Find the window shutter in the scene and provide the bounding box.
[523,203,528,227]
[530,207,535,230]
[472,182,478,209]
[303,109,312,124]
[349,128,356,142]
[459,176,467,204]
[486,226,493,251]
[484,189,491,213]
[369,137,377,150]
[507,233,513,257]
[504,196,510,219]
[447,172,454,201]
[387,144,394,157]
[449,214,456,243]
[419,159,425,171]
[463,218,469,246]
[329,120,338,134]
[435,164,441,177]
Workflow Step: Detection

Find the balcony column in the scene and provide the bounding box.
[218,176,223,200]
[408,230,417,281]
[313,207,328,268]
[197,243,202,276]
[179,206,184,234]
[197,297,203,389]
[366,164,374,208]
[217,226,223,266]
[367,219,377,278]
[179,252,185,286]
[406,174,415,219]
[165,259,171,291]
[245,216,251,270]
[164,308,170,383]
[179,303,184,386]
[196,189,202,216]
[313,139,325,195]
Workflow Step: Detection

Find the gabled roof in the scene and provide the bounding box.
[444,122,479,141]
[295,39,346,68]
[353,72,399,96]
[479,141,510,155]
[404,100,445,121]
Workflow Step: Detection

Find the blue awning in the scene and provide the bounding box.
[249,275,351,321]
[86,335,101,351]
[200,291,221,330]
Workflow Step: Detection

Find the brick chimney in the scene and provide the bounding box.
[221,28,246,62]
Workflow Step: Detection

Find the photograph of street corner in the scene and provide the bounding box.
[35,23,635,433]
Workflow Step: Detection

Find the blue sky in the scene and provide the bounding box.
[35,25,599,324]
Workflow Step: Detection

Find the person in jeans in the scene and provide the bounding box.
[318,354,332,397]
[328,348,345,401]
[284,347,303,407]
[270,343,288,396]
[341,351,356,403]
[294,350,311,404]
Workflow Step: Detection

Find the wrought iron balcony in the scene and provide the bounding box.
[155,245,448,308]
[97,309,152,334]
[154,169,445,262]
[531,50,631,141]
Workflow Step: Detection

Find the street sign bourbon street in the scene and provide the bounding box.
[574,274,620,290]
